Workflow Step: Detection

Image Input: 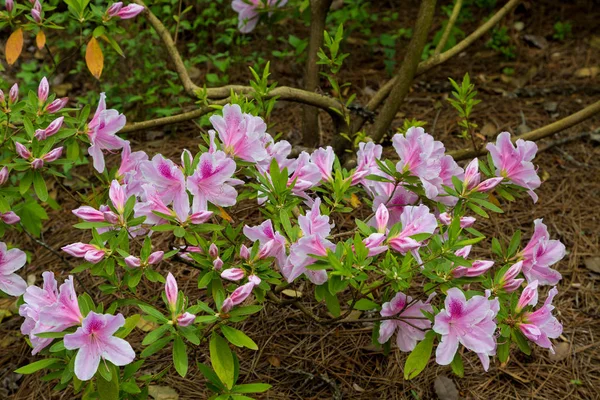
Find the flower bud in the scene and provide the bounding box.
[257,240,274,259]
[6,0,13,13]
[0,89,5,104]
[1,211,20,225]
[72,206,105,222]
[42,146,63,162]
[239,245,250,260]
[106,2,123,16]
[213,257,223,270]
[463,158,481,189]
[36,116,64,140]
[148,251,164,265]
[31,8,41,23]
[15,142,31,159]
[248,275,261,286]
[109,180,126,213]
[0,167,8,185]
[375,203,389,233]
[103,211,119,224]
[221,268,245,282]
[9,83,18,103]
[33,0,41,12]
[46,97,68,113]
[454,245,472,258]
[189,210,212,224]
[116,4,145,19]
[453,260,494,278]
[124,256,141,268]
[165,272,178,309]
[475,177,504,193]
[84,249,106,263]
[209,243,218,258]
[38,77,49,103]
[62,242,97,257]
[176,312,195,327]
[516,280,539,312]
[221,298,233,313]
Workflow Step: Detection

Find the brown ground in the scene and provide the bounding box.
[2,0,600,399]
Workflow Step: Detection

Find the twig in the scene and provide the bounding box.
[368,0,437,143]
[173,0,183,45]
[448,100,600,161]
[538,131,593,152]
[434,0,463,55]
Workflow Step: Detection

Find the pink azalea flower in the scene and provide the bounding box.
[72,206,105,222]
[115,3,144,19]
[310,146,335,182]
[0,211,20,225]
[258,139,295,173]
[109,179,127,214]
[392,127,445,199]
[139,154,189,219]
[106,2,123,16]
[283,235,332,285]
[187,150,243,210]
[438,212,476,229]
[118,142,148,197]
[148,251,164,265]
[352,141,383,186]
[165,272,178,310]
[371,183,418,228]
[362,233,388,256]
[518,287,562,353]
[62,243,106,264]
[221,268,246,281]
[177,312,196,327]
[499,261,524,293]
[221,275,261,312]
[87,93,127,172]
[243,219,287,267]
[231,0,287,33]
[64,312,135,381]
[209,104,269,163]
[516,280,539,312]
[0,242,27,296]
[287,151,321,196]
[38,276,83,330]
[388,205,437,254]
[378,292,433,352]
[451,246,495,278]
[486,132,541,202]
[298,197,333,237]
[19,271,59,354]
[436,155,464,205]
[521,219,565,285]
[433,288,499,371]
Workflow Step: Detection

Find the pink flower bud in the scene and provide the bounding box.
[15,142,31,159]
[209,243,219,258]
[221,268,245,281]
[38,77,49,103]
[42,146,63,162]
[257,240,274,259]
[454,245,472,258]
[31,8,41,23]
[124,256,141,268]
[475,177,504,193]
[213,257,223,270]
[165,272,178,308]
[375,203,389,233]
[503,261,523,282]
[106,2,123,16]
[9,83,18,103]
[248,275,261,286]
[147,251,164,265]
[463,158,481,189]
[438,212,451,225]
[460,216,476,228]
[46,97,68,113]
[452,259,494,278]
[221,298,233,313]
[62,242,97,258]
[1,211,20,225]
[103,211,119,224]
[6,0,13,13]
[503,278,524,293]
[0,89,5,104]
[177,312,195,327]
[516,280,539,312]
[0,167,8,185]
[240,245,250,260]
[109,180,126,213]
[33,0,41,12]
[36,116,64,140]
[84,249,106,263]
[73,206,105,222]
[31,158,44,169]
[189,210,212,224]
[116,4,144,19]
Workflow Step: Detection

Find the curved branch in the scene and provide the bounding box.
[434,0,463,56]
[352,0,521,133]
[134,0,345,120]
[448,99,600,161]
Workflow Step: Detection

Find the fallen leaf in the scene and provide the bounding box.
[548,342,570,361]
[543,102,558,113]
[434,375,459,400]
[349,193,362,208]
[136,315,158,332]
[584,257,600,274]
[574,67,599,78]
[53,83,73,97]
[352,383,365,392]
[480,122,496,138]
[282,289,303,298]
[341,310,362,321]
[148,385,179,400]
[218,206,233,223]
[268,355,281,367]
[5,28,24,65]
[85,37,104,79]
[522,34,548,49]
[36,30,46,50]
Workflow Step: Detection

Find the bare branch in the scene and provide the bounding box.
[448,99,600,161]
[434,0,463,56]
[368,0,437,142]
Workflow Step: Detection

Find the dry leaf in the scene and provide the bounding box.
[268,355,281,367]
[352,383,365,392]
[281,289,303,298]
[584,257,600,274]
[574,67,599,78]
[548,342,570,361]
[85,37,104,79]
[434,375,459,400]
[480,122,496,138]
[5,28,24,65]
[350,193,362,208]
[218,206,233,222]
[148,385,179,400]
[136,315,158,332]
[36,30,46,50]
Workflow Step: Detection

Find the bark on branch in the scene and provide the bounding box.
[434,0,463,55]
[368,0,437,142]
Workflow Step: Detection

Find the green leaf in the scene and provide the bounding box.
[139,304,167,322]
[15,358,61,374]
[232,383,272,393]
[210,334,235,389]
[35,331,68,339]
[33,171,48,202]
[323,288,340,317]
[450,352,464,378]
[141,336,172,358]
[116,314,141,338]
[352,298,379,311]
[221,325,258,350]
[142,324,171,346]
[511,328,531,355]
[497,337,510,363]
[173,336,188,377]
[403,331,434,380]
[96,363,119,400]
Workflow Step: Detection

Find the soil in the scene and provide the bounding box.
[2,0,600,399]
